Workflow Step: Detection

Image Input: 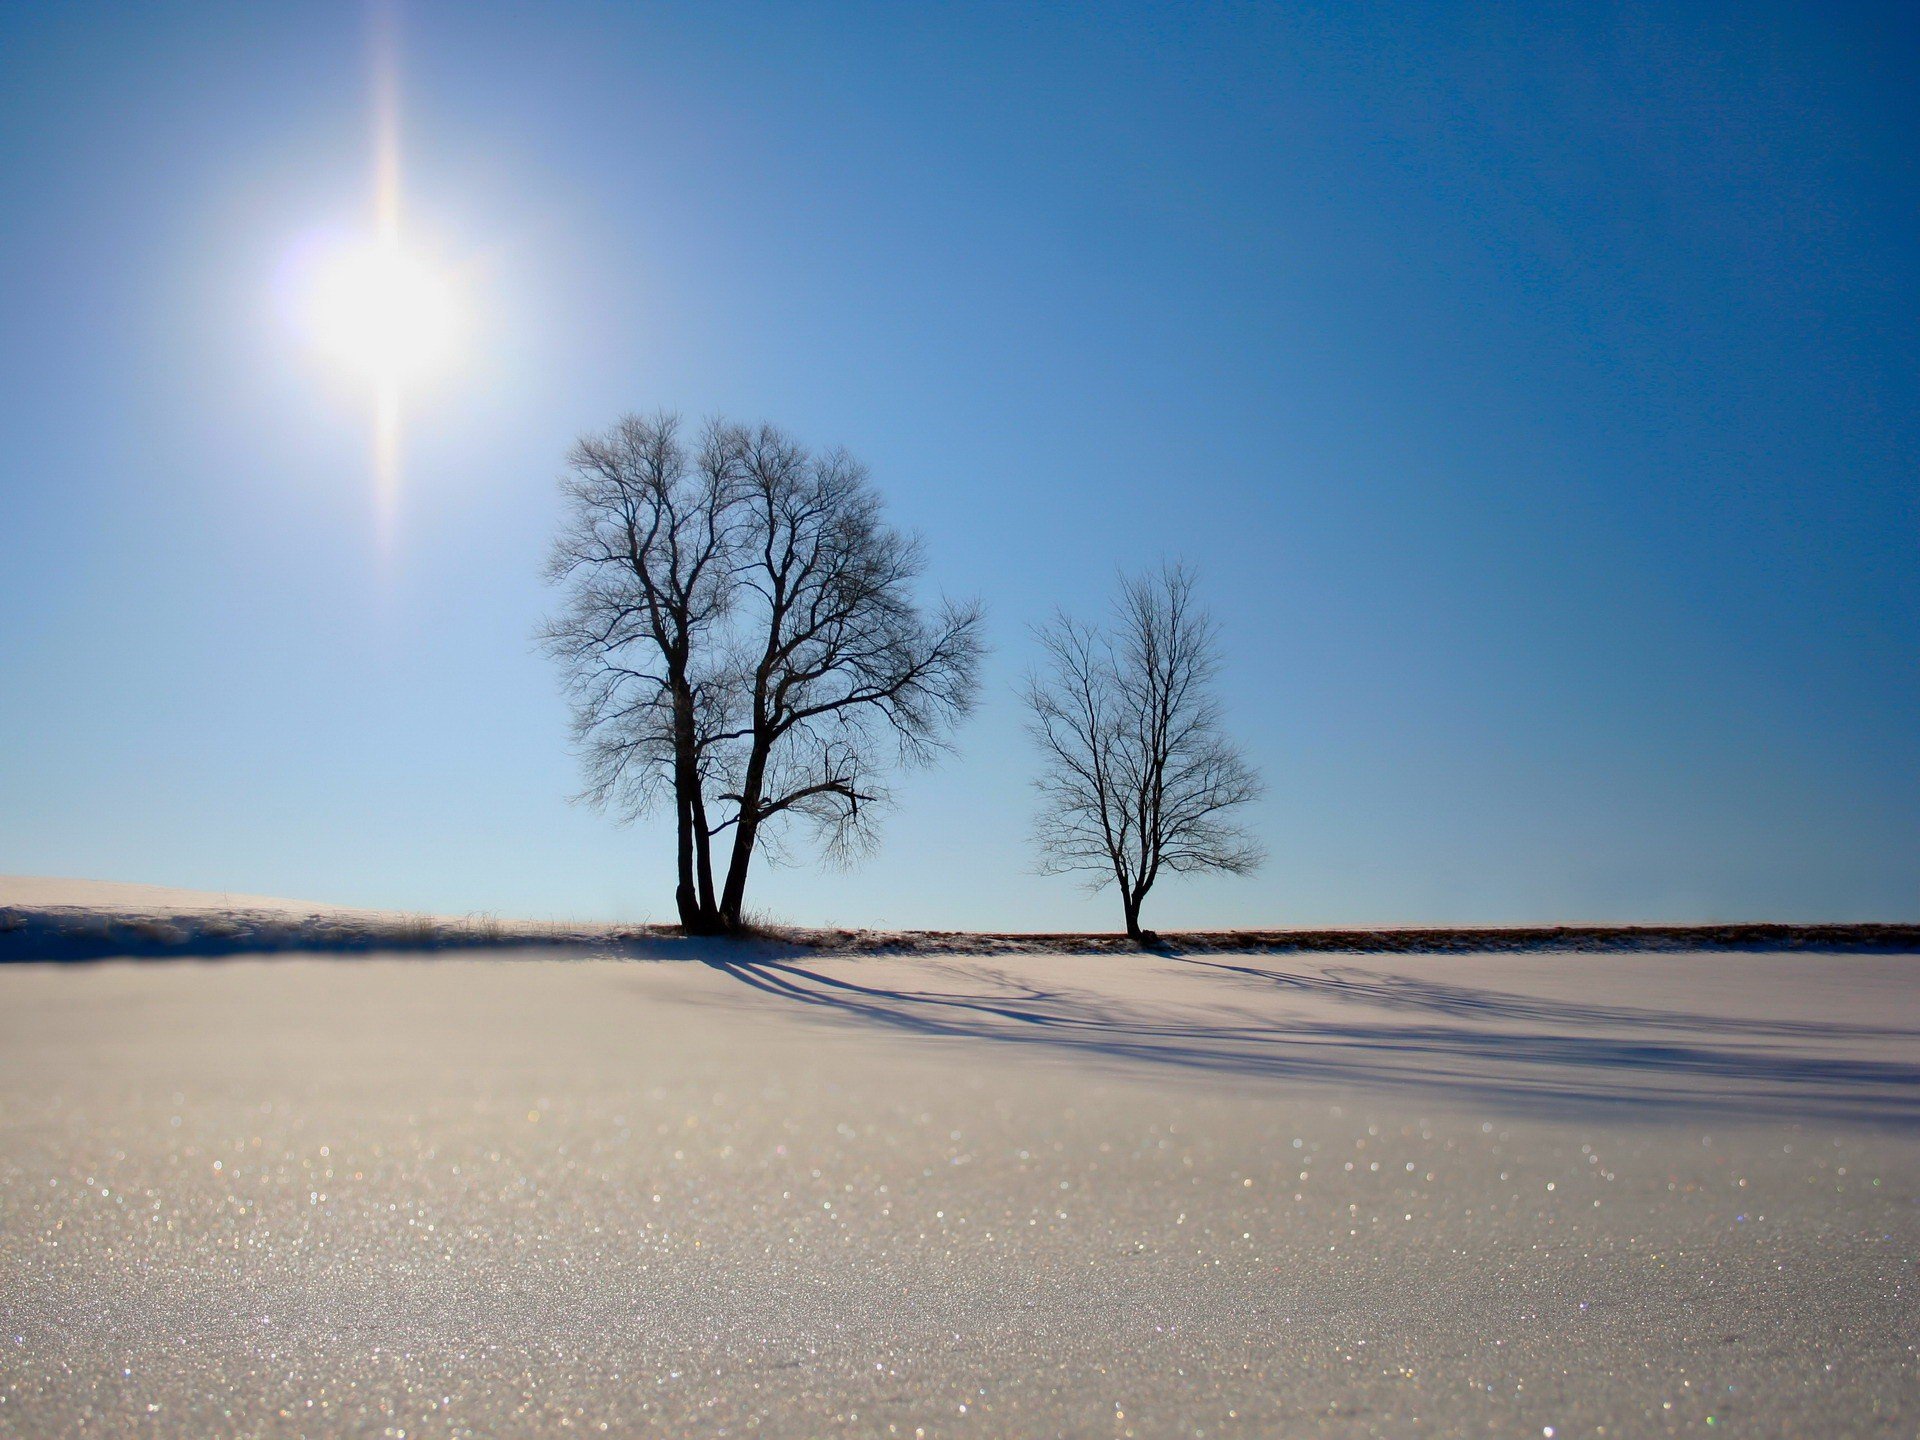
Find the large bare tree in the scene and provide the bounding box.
[541,413,740,931]
[544,412,983,934]
[708,425,985,923]
[1025,564,1263,940]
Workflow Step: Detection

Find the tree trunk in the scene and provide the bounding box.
[669,679,723,934]
[718,819,756,932]
[673,787,701,931]
[690,790,719,925]
[717,846,752,930]
[1121,894,1142,942]
[718,740,771,931]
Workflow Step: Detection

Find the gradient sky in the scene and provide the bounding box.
[2,1,1915,929]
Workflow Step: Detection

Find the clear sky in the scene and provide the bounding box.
[2,1,1915,929]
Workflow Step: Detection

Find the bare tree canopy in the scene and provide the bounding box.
[1025,563,1263,940]
[543,412,984,934]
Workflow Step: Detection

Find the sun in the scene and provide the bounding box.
[301,235,459,387]
[283,227,466,538]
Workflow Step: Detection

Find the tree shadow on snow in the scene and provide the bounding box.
[704,954,1920,1128]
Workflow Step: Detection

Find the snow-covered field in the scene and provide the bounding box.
[1,934,1916,1435]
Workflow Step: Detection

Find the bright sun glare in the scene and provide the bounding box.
[283,14,470,540]
[303,236,458,386]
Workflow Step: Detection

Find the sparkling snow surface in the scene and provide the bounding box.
[1,950,1915,1436]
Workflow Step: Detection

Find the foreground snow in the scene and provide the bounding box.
[1,947,1916,1435]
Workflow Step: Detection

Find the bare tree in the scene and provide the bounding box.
[541,413,741,931]
[544,412,984,934]
[708,425,986,924]
[1025,564,1263,941]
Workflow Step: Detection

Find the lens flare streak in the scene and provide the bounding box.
[285,3,464,546]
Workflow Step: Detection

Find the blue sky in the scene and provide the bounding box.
[2,1,1915,928]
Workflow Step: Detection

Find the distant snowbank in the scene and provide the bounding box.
[0,906,651,962]
[0,875,661,962]
[0,876,364,914]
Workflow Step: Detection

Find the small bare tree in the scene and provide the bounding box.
[1025,564,1263,940]
[545,412,984,935]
